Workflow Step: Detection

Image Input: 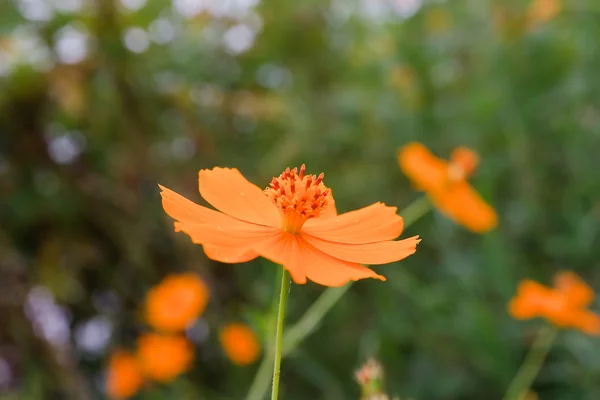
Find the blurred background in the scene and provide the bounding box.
[2,0,600,398]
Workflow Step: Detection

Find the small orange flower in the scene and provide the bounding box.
[528,0,561,27]
[136,333,194,382]
[397,142,497,233]
[219,323,261,366]
[159,165,420,287]
[106,350,144,399]
[509,271,600,334]
[145,273,209,332]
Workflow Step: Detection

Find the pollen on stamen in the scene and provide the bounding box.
[264,164,334,233]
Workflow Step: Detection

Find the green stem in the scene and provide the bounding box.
[502,325,557,400]
[283,285,351,355]
[270,269,290,400]
[399,195,431,227]
[246,196,431,400]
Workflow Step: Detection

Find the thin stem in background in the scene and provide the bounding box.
[502,325,558,400]
[282,285,351,355]
[270,270,290,400]
[400,195,431,227]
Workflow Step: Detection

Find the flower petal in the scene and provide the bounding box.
[508,296,539,320]
[198,168,279,227]
[301,233,420,265]
[160,184,232,226]
[176,222,278,248]
[302,203,404,244]
[202,244,259,264]
[398,142,448,193]
[553,271,594,308]
[570,310,600,335]
[249,233,306,284]
[252,233,386,287]
[509,280,554,319]
[430,181,498,233]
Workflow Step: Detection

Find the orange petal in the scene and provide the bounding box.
[301,233,420,265]
[162,187,276,253]
[250,232,306,283]
[450,147,479,179]
[198,168,279,227]
[106,350,143,400]
[160,184,235,226]
[253,233,386,287]
[429,181,497,233]
[553,271,594,308]
[317,198,337,219]
[509,280,554,320]
[219,323,261,366]
[570,310,600,335]
[202,244,258,264]
[538,290,576,328]
[302,203,404,244]
[177,222,278,249]
[397,142,449,193]
[508,296,539,320]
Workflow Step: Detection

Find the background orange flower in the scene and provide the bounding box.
[509,272,600,334]
[397,142,497,233]
[145,273,209,332]
[136,333,194,382]
[219,323,261,366]
[105,350,144,400]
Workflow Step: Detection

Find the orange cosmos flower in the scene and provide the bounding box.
[159,165,420,287]
[136,333,194,382]
[106,350,144,399]
[219,323,261,366]
[145,273,209,332]
[397,142,497,233]
[509,271,600,335]
[528,0,561,27]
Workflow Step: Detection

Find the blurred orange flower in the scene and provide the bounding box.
[528,0,561,27]
[145,273,209,332]
[397,142,497,233]
[219,323,261,366]
[106,350,144,399]
[509,271,600,335]
[159,165,420,287]
[137,333,194,382]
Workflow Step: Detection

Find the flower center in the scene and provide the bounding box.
[264,164,333,233]
[448,146,479,182]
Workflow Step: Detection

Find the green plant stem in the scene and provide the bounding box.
[282,285,350,355]
[246,196,431,400]
[400,195,431,227]
[502,325,558,400]
[270,270,290,400]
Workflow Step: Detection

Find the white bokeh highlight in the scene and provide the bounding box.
[74,316,113,355]
[24,286,71,347]
[120,0,147,12]
[54,25,89,65]
[148,18,176,44]
[222,24,256,55]
[17,0,53,22]
[123,27,150,53]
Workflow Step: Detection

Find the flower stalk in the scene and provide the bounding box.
[502,325,557,400]
[270,269,290,399]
